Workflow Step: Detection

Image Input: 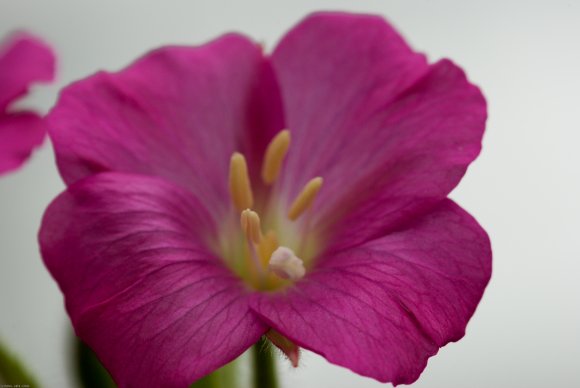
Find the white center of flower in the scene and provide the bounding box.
[268,246,306,281]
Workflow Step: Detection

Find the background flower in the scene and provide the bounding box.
[0,32,55,175]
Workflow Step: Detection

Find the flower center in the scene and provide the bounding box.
[222,129,323,290]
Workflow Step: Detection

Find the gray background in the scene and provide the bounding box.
[1,0,579,387]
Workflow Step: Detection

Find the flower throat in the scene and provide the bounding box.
[225,130,323,291]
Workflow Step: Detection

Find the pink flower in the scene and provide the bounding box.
[40,12,491,387]
[0,33,55,175]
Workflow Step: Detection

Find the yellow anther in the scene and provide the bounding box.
[261,130,291,185]
[240,209,262,244]
[229,152,254,211]
[287,177,323,221]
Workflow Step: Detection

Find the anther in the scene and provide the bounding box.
[268,246,306,281]
[287,177,323,221]
[229,152,254,212]
[240,209,262,244]
[261,130,291,185]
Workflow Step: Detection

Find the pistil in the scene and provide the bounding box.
[268,246,305,281]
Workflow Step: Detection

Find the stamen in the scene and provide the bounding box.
[229,152,254,211]
[287,177,323,221]
[268,246,305,281]
[258,230,279,267]
[240,209,262,244]
[261,130,291,185]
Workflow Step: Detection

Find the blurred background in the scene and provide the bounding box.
[1,0,579,387]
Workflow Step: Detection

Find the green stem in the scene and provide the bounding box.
[252,338,278,388]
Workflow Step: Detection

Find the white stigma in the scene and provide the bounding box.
[268,246,306,281]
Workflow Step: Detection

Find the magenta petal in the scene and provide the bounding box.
[0,33,55,110]
[48,34,281,216]
[271,13,486,247]
[0,112,45,175]
[326,59,487,249]
[272,12,427,199]
[0,33,54,175]
[251,200,491,385]
[39,173,266,387]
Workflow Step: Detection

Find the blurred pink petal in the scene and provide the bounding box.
[0,33,55,175]
[0,112,45,173]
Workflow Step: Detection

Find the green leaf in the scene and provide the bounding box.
[74,338,116,388]
[0,338,39,386]
[190,358,238,388]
